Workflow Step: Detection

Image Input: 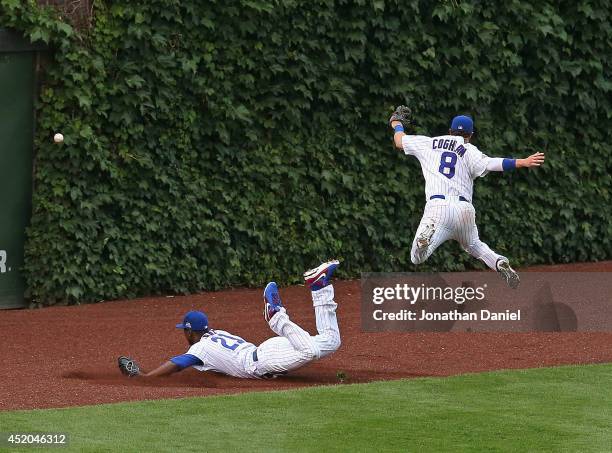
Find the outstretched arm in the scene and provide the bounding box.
[118,355,192,379]
[138,352,204,378]
[486,152,546,171]
[137,361,181,378]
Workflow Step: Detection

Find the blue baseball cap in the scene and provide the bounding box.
[450,115,474,134]
[176,311,209,331]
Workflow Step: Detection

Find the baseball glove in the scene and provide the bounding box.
[118,356,140,377]
[389,105,412,128]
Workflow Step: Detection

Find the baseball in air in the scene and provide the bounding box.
[53,133,64,144]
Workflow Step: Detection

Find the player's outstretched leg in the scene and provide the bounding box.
[304,260,341,358]
[464,239,521,289]
[262,282,320,361]
[462,238,520,289]
[254,266,341,377]
[457,207,520,289]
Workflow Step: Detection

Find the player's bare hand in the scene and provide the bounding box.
[519,152,545,168]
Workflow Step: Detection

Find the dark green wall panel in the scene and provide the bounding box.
[0,51,34,308]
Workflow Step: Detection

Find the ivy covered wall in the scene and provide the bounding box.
[1,0,610,304]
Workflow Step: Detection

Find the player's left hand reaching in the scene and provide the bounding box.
[517,152,545,168]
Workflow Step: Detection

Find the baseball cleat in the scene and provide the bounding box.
[263,281,283,322]
[416,223,435,249]
[496,258,520,289]
[304,260,340,291]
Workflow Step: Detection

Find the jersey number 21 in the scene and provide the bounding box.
[211,333,245,351]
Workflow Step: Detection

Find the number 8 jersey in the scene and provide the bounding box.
[401,134,492,201]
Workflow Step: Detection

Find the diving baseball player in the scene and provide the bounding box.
[118,260,341,379]
[389,106,545,288]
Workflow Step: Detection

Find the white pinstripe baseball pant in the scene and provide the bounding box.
[254,285,340,376]
[411,197,504,270]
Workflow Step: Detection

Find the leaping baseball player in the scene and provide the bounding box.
[389,106,545,288]
[118,260,341,379]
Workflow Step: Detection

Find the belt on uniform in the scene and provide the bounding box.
[430,195,470,202]
[252,349,286,379]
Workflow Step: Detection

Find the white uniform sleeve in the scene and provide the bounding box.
[401,135,432,157]
[485,158,505,172]
[186,342,208,365]
[465,145,493,178]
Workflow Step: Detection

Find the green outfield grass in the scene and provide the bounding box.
[1,364,611,452]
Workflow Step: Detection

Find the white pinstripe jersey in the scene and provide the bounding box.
[186,329,257,378]
[401,135,491,201]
